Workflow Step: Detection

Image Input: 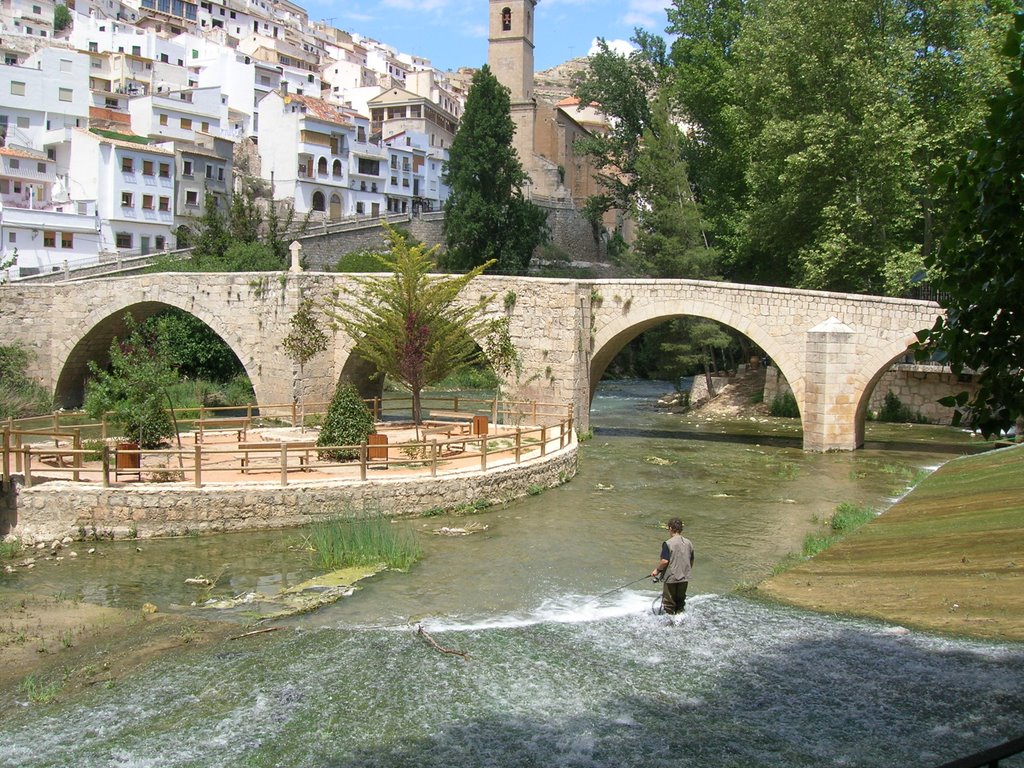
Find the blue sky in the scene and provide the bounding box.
[304,0,672,72]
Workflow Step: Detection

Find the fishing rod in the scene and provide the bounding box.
[593,574,656,601]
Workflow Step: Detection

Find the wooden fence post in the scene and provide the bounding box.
[280,442,288,487]
[515,428,522,464]
[480,436,487,472]
[359,443,367,481]
[101,445,110,488]
[430,441,437,477]
[1,426,8,492]
[72,428,81,483]
[22,447,32,489]
[193,444,202,488]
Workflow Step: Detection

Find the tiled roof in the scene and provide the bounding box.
[283,93,353,126]
[0,146,47,161]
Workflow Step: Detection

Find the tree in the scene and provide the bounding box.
[629,94,717,279]
[53,3,71,32]
[572,36,663,217]
[326,225,501,425]
[143,310,244,382]
[83,315,180,447]
[282,297,329,430]
[915,15,1024,438]
[0,343,51,418]
[442,65,548,275]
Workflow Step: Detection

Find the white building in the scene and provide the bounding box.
[0,0,57,40]
[258,90,382,219]
[67,127,176,256]
[1,48,91,153]
[128,84,228,140]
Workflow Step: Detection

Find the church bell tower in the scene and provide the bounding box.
[488,0,536,103]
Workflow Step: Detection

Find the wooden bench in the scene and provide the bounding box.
[426,411,473,434]
[194,417,250,444]
[239,440,316,473]
[422,425,467,454]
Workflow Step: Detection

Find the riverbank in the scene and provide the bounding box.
[757,443,1024,642]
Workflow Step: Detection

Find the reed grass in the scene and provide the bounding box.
[306,513,422,571]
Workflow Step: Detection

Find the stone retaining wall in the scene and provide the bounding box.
[6,444,577,544]
[763,364,978,425]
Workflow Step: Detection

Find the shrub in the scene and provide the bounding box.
[876,391,929,424]
[0,344,51,419]
[769,391,800,418]
[317,382,375,461]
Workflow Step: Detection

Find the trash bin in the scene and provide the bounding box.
[116,441,140,480]
[368,433,388,467]
[472,415,488,435]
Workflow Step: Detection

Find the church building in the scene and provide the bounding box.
[486,0,605,208]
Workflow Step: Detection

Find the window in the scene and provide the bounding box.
[158,162,170,178]
[88,42,98,52]
[121,192,134,207]
[143,160,154,176]
[311,191,325,211]
[158,196,170,211]
[8,231,15,242]
[185,190,198,206]
[357,126,366,142]
[122,157,134,172]
[37,162,46,173]
[183,160,193,176]
[132,46,141,56]
[61,232,73,249]
[159,113,168,126]
[355,202,364,214]
[155,235,166,250]
[501,7,511,31]
[43,231,56,247]
[10,81,26,96]
[180,117,192,130]
[201,121,209,132]
[206,164,213,179]
[218,167,224,181]
[160,53,169,63]
[9,159,19,170]
[60,58,72,73]
[142,194,155,209]
[115,232,132,248]
[58,88,73,103]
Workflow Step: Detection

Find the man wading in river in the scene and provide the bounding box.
[651,518,694,615]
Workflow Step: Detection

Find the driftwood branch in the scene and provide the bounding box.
[416,625,470,661]
[230,627,282,641]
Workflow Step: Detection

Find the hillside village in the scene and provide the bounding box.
[0,0,603,279]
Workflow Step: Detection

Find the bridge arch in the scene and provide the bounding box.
[589,297,805,418]
[53,299,259,408]
[850,331,924,446]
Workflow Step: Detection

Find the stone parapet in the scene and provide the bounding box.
[8,443,578,544]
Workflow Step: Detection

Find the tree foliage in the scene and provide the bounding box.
[53,3,71,31]
[629,94,717,279]
[83,315,180,447]
[442,65,548,275]
[325,225,502,424]
[316,382,376,461]
[0,343,51,418]
[915,15,1024,437]
[665,0,1013,294]
[142,310,244,382]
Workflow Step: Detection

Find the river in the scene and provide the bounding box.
[1,381,1021,767]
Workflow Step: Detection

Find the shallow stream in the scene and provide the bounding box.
[1,381,1021,767]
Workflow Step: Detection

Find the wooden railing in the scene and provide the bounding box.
[3,398,575,490]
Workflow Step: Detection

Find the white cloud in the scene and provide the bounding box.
[589,37,638,56]
[622,0,668,28]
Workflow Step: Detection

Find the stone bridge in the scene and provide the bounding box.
[0,272,942,451]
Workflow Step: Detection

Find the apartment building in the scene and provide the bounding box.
[0,0,57,40]
[258,89,366,219]
[128,84,227,140]
[67,127,176,255]
[368,86,457,152]
[0,48,91,154]
[173,132,232,227]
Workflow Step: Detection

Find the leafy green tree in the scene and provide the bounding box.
[53,3,71,32]
[442,65,548,275]
[282,297,330,429]
[629,94,717,279]
[0,343,51,418]
[142,310,244,382]
[316,382,375,461]
[573,36,664,218]
[326,225,502,425]
[83,315,180,447]
[915,16,1024,438]
[665,0,1012,294]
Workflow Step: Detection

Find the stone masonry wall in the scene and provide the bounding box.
[8,445,578,544]
[763,364,977,425]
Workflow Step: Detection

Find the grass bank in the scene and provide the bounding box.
[756,443,1024,642]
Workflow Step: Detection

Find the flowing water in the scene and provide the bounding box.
[2,381,1022,767]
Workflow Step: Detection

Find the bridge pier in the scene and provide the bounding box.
[801,318,862,452]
